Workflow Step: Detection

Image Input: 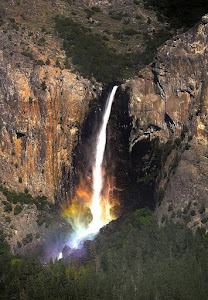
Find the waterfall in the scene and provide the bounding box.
[88,85,118,231]
[70,85,119,248]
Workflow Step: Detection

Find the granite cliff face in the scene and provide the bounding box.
[0,7,99,254]
[124,15,208,147]
[0,28,98,203]
[123,15,208,230]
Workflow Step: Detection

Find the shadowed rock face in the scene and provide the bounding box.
[156,144,208,229]
[123,15,208,229]
[0,29,98,203]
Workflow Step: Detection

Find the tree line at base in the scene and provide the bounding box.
[1,208,208,299]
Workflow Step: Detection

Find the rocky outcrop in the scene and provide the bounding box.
[0,190,72,256]
[122,15,208,229]
[156,143,208,231]
[123,15,208,148]
[0,26,98,203]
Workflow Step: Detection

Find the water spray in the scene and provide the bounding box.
[59,86,119,257]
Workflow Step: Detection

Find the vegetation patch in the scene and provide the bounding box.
[190,210,196,216]
[157,188,165,205]
[168,203,173,211]
[36,213,51,227]
[14,204,23,215]
[0,16,4,27]
[22,233,33,245]
[5,216,11,223]
[201,217,208,224]
[41,81,47,91]
[199,205,206,214]
[3,201,12,213]
[55,17,172,83]
[55,17,130,83]
[0,185,47,210]
[21,51,34,60]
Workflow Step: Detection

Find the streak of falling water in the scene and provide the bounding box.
[88,85,119,232]
[70,85,119,248]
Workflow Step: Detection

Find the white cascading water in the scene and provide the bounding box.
[70,85,119,248]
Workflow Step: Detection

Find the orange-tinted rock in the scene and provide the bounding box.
[0,31,98,203]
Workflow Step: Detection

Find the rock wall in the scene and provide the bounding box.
[156,143,208,230]
[123,15,208,229]
[0,29,98,203]
[123,15,208,147]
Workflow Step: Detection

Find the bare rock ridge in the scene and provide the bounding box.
[123,14,208,230]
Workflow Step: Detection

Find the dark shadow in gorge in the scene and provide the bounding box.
[72,84,160,212]
[107,87,159,211]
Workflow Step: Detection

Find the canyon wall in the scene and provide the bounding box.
[0,28,98,203]
[123,15,208,230]
[1,0,208,253]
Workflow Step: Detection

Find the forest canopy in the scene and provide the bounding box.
[1,209,208,299]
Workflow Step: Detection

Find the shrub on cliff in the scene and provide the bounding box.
[21,51,34,60]
[36,214,46,226]
[0,230,12,286]
[41,81,47,91]
[14,204,23,215]
[22,233,33,245]
[35,59,45,66]
[0,185,48,209]
[3,201,12,213]
[36,196,47,210]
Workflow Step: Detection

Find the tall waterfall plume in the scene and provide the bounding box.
[62,86,119,252]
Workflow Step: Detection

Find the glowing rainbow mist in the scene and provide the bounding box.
[63,86,119,252]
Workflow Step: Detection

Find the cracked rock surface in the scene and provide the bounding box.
[123,15,208,229]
